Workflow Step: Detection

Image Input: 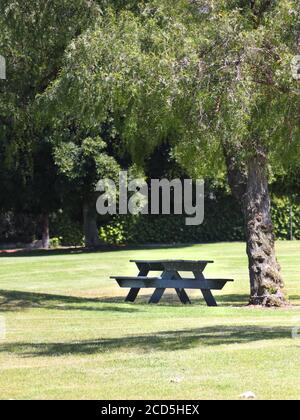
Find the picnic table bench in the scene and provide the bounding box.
[111,259,233,307]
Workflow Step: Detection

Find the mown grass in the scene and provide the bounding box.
[0,241,299,400]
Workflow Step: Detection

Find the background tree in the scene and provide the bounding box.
[52,129,121,248]
[0,0,102,246]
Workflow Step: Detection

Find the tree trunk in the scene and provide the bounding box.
[224,146,287,307]
[41,214,50,249]
[83,199,101,248]
[242,156,286,307]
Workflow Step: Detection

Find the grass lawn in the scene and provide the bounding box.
[0,241,299,400]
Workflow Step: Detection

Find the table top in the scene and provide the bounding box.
[130,259,214,264]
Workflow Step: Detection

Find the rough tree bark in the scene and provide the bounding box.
[224,145,287,307]
[83,198,101,248]
[243,155,286,306]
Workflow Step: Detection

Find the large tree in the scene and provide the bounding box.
[41,0,299,305]
[51,129,121,248]
[0,0,102,246]
[176,0,300,306]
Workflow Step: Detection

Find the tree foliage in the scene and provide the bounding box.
[0,0,102,213]
[42,0,299,179]
[40,1,200,163]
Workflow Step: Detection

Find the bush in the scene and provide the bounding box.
[49,237,62,249]
[0,212,36,244]
[50,212,84,247]
[272,197,300,240]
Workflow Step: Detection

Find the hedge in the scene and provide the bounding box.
[272,197,300,240]
[50,212,84,247]
[99,195,300,245]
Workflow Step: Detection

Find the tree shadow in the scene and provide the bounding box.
[98,294,202,306]
[98,293,249,307]
[0,247,115,258]
[0,243,194,258]
[0,290,231,311]
[0,325,294,358]
[215,294,249,306]
[1,290,297,312]
[0,290,140,313]
[0,289,213,311]
[289,295,300,303]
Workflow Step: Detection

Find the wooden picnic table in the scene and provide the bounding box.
[111,259,233,307]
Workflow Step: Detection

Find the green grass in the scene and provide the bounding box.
[0,241,299,400]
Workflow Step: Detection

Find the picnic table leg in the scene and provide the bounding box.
[125,265,149,303]
[149,288,166,304]
[148,269,171,304]
[193,270,218,307]
[175,288,191,304]
[172,271,191,304]
[200,289,217,307]
[125,288,140,303]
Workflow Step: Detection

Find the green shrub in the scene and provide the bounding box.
[99,195,300,245]
[49,237,62,249]
[50,213,84,247]
[272,197,300,240]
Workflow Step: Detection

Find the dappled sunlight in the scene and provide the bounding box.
[0,325,295,358]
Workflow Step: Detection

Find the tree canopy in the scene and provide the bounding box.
[41,0,299,176]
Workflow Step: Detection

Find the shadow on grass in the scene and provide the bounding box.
[2,290,295,311]
[0,325,294,358]
[0,287,249,312]
[0,290,139,313]
[0,289,254,311]
[214,294,300,307]
[0,243,194,259]
[289,295,300,303]
[98,293,251,307]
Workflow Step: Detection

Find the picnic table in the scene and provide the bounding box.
[111,260,233,307]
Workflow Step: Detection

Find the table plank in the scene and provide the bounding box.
[130,260,214,273]
[112,277,233,290]
[130,259,214,264]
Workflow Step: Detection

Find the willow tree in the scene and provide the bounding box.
[42,0,299,305]
[176,0,300,306]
